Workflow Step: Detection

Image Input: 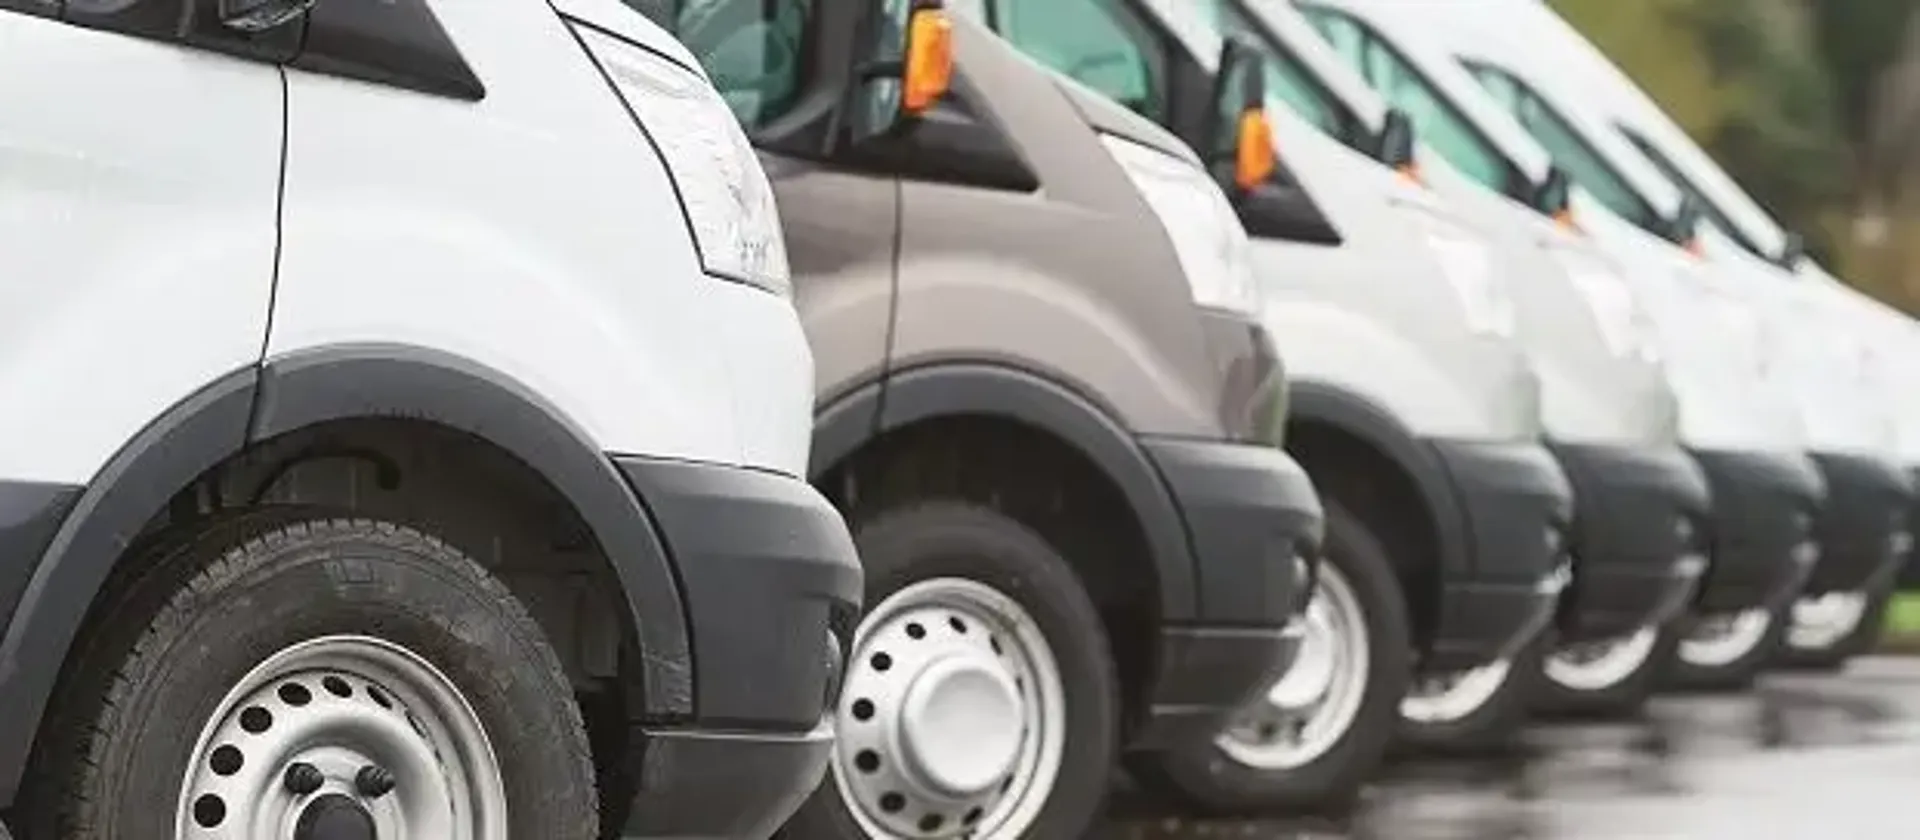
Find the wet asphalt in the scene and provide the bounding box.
[1100,656,1920,839]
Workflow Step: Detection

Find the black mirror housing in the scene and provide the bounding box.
[847,0,945,146]
[1775,231,1807,270]
[1375,108,1416,170]
[1532,165,1572,218]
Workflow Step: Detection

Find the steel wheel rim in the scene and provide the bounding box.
[1787,591,1869,651]
[176,635,507,839]
[1679,608,1773,668]
[1544,626,1659,692]
[1400,657,1514,724]
[1216,562,1371,770]
[830,578,1066,839]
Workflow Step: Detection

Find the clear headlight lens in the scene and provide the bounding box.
[570,25,791,294]
[1098,134,1262,316]
[1419,215,1515,338]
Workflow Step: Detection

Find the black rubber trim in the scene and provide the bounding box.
[620,725,830,838]
[1138,437,1321,624]
[808,378,883,481]
[0,0,57,18]
[1130,624,1303,750]
[1285,382,1471,576]
[1688,448,1825,613]
[0,482,81,640]
[250,344,694,716]
[1806,450,1913,595]
[1548,442,1711,642]
[1423,438,1573,671]
[291,0,484,101]
[0,368,257,805]
[614,456,862,731]
[875,363,1203,622]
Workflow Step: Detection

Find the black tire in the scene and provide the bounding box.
[22,509,597,840]
[781,502,1118,839]
[1662,607,1786,693]
[1127,500,1410,815]
[1396,630,1546,755]
[1772,584,1895,672]
[1533,625,1678,720]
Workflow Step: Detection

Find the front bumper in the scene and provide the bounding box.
[1425,439,1575,673]
[1687,448,1825,613]
[1549,443,1711,643]
[1806,451,1913,596]
[1131,437,1322,749]
[614,457,863,839]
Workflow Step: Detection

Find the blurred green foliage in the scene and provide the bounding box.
[1550,0,1920,311]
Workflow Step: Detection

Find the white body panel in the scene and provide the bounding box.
[269,3,814,477]
[1255,112,1538,441]
[1342,0,1810,456]
[0,18,279,485]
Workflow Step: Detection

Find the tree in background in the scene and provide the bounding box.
[1553,0,1920,312]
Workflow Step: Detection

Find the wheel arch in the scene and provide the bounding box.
[1285,381,1465,639]
[0,344,696,805]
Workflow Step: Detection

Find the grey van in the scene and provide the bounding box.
[647,0,1324,835]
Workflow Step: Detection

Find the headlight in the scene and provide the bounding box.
[1550,247,1660,363]
[1418,215,1515,338]
[1098,134,1262,316]
[569,25,791,294]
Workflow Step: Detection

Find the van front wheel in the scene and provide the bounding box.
[24,511,598,840]
[782,502,1118,839]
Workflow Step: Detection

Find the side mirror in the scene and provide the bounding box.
[1775,231,1807,270]
[1375,108,1418,179]
[1534,165,1574,228]
[849,0,954,145]
[1207,35,1276,193]
[219,0,314,32]
[1668,195,1705,252]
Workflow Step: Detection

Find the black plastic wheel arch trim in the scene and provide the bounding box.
[0,345,701,805]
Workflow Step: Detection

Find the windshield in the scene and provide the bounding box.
[1618,126,1772,259]
[1462,59,1665,236]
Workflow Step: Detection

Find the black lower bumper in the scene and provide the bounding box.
[1132,438,1322,748]
[1425,439,1574,673]
[1806,451,1913,595]
[614,457,863,837]
[1688,448,1825,614]
[1549,443,1712,643]
[1903,465,1920,589]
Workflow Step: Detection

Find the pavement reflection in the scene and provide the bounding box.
[1103,656,1920,839]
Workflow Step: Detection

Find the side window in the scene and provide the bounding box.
[1303,8,1509,190]
[1466,63,1661,232]
[1211,1,1349,142]
[990,0,1168,122]
[1620,126,1759,253]
[639,0,815,130]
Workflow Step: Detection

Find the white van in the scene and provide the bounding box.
[976,0,1572,811]
[1493,0,1917,670]
[1219,0,1712,731]
[1303,0,1833,692]
[0,3,860,838]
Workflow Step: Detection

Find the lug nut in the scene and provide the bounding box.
[355,764,397,799]
[283,762,324,796]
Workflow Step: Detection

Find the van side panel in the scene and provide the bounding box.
[0,18,280,485]
[889,24,1225,440]
[268,3,753,470]
[759,155,899,409]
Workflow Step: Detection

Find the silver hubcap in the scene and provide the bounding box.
[831,578,1064,838]
[1217,563,1370,769]
[1401,658,1513,724]
[1545,626,1659,692]
[176,636,507,839]
[1787,591,1869,651]
[1679,609,1773,668]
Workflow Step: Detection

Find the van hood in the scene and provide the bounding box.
[1047,72,1201,166]
[549,0,709,79]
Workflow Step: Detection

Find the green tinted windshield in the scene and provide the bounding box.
[1464,61,1665,234]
